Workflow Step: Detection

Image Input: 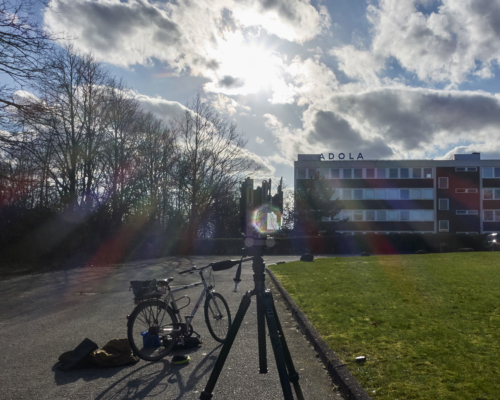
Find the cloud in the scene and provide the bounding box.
[332,0,500,84]
[210,94,251,116]
[265,86,500,162]
[256,136,265,144]
[327,87,500,154]
[44,0,329,72]
[330,46,385,85]
[283,56,339,105]
[218,75,245,89]
[133,93,189,123]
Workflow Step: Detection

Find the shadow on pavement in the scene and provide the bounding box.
[89,345,222,400]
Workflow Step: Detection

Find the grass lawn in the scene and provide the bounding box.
[270,253,500,400]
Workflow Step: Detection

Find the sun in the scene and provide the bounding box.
[205,32,284,96]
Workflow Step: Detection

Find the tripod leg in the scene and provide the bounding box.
[269,290,305,400]
[256,291,268,373]
[263,291,294,400]
[200,290,253,400]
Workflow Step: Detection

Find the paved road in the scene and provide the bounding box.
[0,256,342,400]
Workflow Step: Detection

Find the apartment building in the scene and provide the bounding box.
[294,153,500,235]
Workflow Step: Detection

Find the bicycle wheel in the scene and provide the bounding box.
[127,300,178,361]
[204,292,231,343]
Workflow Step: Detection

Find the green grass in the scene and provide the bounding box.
[270,253,500,400]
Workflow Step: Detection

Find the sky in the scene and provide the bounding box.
[37,0,500,190]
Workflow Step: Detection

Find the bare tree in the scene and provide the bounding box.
[99,81,143,226]
[174,94,256,242]
[12,46,111,215]
[0,0,54,110]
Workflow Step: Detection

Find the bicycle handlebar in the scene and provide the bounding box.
[211,259,241,271]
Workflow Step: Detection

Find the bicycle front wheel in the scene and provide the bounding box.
[127,300,178,361]
[204,292,231,343]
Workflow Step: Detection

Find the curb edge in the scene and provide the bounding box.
[266,266,373,400]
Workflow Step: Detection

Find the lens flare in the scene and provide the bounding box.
[251,205,282,233]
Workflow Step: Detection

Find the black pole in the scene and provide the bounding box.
[263,290,294,400]
[200,253,304,400]
[270,290,305,400]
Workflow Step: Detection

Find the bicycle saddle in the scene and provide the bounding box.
[159,277,174,284]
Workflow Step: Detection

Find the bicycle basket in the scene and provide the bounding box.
[129,280,161,302]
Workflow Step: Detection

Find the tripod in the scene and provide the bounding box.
[200,255,304,400]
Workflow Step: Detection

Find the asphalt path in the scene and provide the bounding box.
[0,255,342,400]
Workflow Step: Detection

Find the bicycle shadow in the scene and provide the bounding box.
[94,345,222,400]
[52,361,137,386]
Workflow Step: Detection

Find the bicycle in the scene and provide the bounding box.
[127,262,232,361]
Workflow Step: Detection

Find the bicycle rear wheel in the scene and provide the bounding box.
[204,292,231,343]
[127,300,178,361]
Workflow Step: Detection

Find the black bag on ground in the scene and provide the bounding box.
[58,338,99,371]
[300,253,314,262]
[172,335,203,350]
[58,338,139,371]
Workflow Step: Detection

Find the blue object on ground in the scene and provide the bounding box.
[141,331,161,348]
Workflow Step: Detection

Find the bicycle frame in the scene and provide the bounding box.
[164,267,216,336]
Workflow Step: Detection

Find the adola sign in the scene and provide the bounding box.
[320,153,364,160]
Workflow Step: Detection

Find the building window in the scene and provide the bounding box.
[320,168,329,178]
[484,210,494,221]
[297,169,306,179]
[353,189,363,200]
[377,189,386,199]
[439,220,449,232]
[331,168,340,179]
[422,210,434,221]
[343,169,352,179]
[400,168,409,178]
[389,168,398,178]
[308,168,319,178]
[400,210,410,221]
[354,168,363,179]
[410,189,422,200]
[456,188,478,193]
[366,168,375,179]
[496,210,500,221]
[424,168,432,178]
[400,189,410,200]
[343,189,352,200]
[365,189,375,200]
[353,210,363,221]
[423,189,434,199]
[456,210,478,215]
[410,210,422,221]
[485,188,500,199]
[388,189,398,200]
[377,168,386,179]
[387,210,398,221]
[341,210,352,220]
[483,167,493,178]
[413,168,422,178]
[377,210,387,221]
[456,167,477,172]
[438,177,449,189]
[496,168,500,178]
[439,198,449,210]
[366,210,375,221]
